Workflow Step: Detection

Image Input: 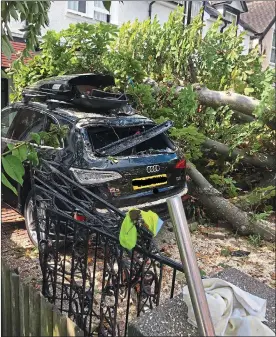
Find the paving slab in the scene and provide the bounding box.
[128,268,275,336]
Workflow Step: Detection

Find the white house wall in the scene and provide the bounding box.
[9,1,100,38]
[261,22,275,69]
[202,11,216,37]
[151,1,178,25]
[114,0,149,25]
[8,1,254,55]
[237,25,253,55]
[41,1,99,34]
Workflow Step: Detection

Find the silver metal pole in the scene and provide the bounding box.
[167,195,215,337]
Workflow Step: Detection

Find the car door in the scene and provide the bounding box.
[1,105,46,208]
[1,106,20,153]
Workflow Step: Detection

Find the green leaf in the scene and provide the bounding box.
[244,87,254,96]
[15,2,27,16]
[2,155,24,186]
[102,1,111,11]
[27,151,39,166]
[12,144,28,162]
[1,173,18,196]
[9,7,19,20]
[7,143,15,151]
[30,133,41,145]
[1,37,13,59]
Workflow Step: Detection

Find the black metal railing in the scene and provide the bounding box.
[32,160,185,336]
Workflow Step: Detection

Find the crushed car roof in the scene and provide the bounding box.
[21,101,154,125]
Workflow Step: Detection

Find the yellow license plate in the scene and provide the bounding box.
[132,174,167,190]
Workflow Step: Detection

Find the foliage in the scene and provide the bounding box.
[210,174,239,198]
[127,83,205,160]
[1,1,51,77]
[6,7,275,222]
[1,124,69,195]
[232,186,276,212]
[9,22,118,102]
[248,234,262,247]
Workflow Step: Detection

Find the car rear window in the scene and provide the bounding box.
[87,125,174,156]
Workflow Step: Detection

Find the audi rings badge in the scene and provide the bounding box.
[146,165,160,173]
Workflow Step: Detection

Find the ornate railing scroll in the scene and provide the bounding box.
[31,160,185,336]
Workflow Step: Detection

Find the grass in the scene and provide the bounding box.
[248,234,262,247]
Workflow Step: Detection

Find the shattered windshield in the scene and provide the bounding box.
[87,121,175,156]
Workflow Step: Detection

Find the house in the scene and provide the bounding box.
[240,1,276,69]
[6,1,256,48]
[1,1,270,107]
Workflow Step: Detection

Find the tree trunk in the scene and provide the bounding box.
[186,163,275,241]
[232,110,255,124]
[203,138,276,170]
[191,84,261,117]
[146,78,274,121]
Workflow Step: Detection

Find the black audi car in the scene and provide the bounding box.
[1,74,187,244]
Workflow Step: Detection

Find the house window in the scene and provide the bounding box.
[191,1,202,18]
[270,30,275,65]
[68,1,86,13]
[67,1,109,21]
[224,11,237,24]
[94,1,108,22]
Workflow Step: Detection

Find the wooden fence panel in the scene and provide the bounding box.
[10,272,20,337]
[67,316,85,337]
[2,262,85,337]
[40,293,54,336]
[19,280,29,337]
[29,286,41,336]
[2,263,12,337]
[53,308,68,337]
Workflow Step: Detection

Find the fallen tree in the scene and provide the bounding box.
[187,163,275,242]
[202,138,276,170]
[192,84,261,117]
[8,9,275,241]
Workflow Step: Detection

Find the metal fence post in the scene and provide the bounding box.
[167,195,215,337]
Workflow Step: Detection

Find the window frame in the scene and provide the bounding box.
[190,0,202,19]
[66,1,109,21]
[224,10,237,25]
[1,106,19,139]
[7,106,46,142]
[2,104,65,150]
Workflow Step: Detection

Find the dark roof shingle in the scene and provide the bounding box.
[240,1,276,34]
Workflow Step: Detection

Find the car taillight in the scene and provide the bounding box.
[73,211,86,222]
[175,159,186,169]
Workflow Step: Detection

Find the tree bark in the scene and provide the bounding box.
[191,84,261,117]
[202,138,276,170]
[146,79,274,121]
[232,110,255,124]
[186,163,275,242]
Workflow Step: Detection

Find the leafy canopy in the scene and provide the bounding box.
[6,8,275,203]
[1,1,51,76]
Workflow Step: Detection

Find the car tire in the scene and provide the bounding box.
[24,190,46,247]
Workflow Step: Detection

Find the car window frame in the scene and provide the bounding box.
[10,105,47,141]
[2,103,65,150]
[43,113,65,149]
[1,105,20,140]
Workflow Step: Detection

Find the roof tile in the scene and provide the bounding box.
[241,1,276,34]
[1,41,34,68]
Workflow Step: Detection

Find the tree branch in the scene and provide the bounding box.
[186,162,275,241]
[202,138,276,170]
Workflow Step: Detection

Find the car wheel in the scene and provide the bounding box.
[24,190,47,247]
